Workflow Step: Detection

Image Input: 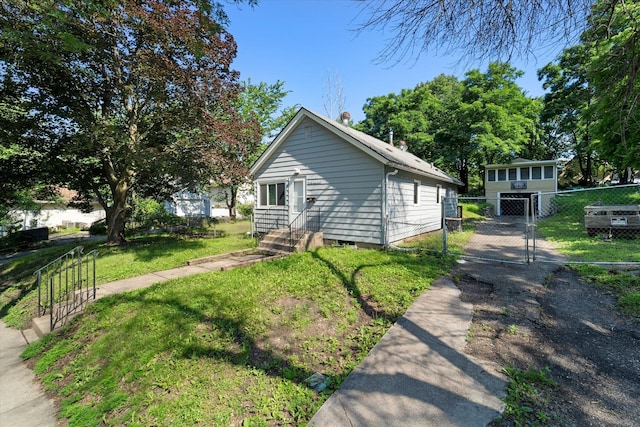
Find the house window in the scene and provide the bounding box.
[436,184,441,204]
[259,182,285,206]
[532,166,542,180]
[520,167,530,180]
[544,165,554,179]
[413,180,421,205]
[488,170,496,182]
[497,169,507,181]
[508,168,517,181]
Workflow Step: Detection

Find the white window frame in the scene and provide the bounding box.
[258,182,286,207]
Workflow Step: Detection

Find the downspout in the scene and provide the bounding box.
[384,169,398,248]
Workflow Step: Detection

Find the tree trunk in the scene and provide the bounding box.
[226,186,238,220]
[105,180,129,245]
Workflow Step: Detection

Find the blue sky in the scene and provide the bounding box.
[226,0,563,123]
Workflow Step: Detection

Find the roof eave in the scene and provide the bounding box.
[387,162,464,186]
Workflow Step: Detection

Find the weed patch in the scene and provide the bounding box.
[572,265,640,317]
[496,365,557,427]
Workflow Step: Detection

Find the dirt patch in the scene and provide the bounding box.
[253,296,375,375]
[456,266,640,426]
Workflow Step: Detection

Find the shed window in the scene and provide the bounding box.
[436,184,441,204]
[259,183,285,206]
[508,168,517,180]
[544,165,554,179]
[520,167,530,180]
[532,167,542,180]
[488,170,496,182]
[497,169,507,181]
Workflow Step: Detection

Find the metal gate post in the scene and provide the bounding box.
[530,194,537,262]
[442,196,448,255]
[525,198,530,264]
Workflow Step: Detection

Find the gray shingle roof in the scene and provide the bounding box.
[305,108,463,186]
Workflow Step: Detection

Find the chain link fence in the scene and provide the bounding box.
[392,184,640,266]
[532,184,640,265]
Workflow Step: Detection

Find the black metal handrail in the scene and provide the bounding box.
[34,246,99,331]
[253,207,287,238]
[289,207,320,250]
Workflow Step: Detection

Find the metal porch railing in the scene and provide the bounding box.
[253,207,287,237]
[288,207,321,250]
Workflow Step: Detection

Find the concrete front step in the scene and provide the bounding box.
[258,230,324,254]
[258,228,293,253]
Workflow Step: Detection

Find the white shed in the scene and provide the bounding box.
[250,108,462,247]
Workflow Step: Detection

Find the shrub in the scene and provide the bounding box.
[88,219,107,236]
[237,203,254,218]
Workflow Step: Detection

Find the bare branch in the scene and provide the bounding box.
[353,0,593,65]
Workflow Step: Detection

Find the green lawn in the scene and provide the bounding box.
[21,247,453,426]
[6,207,639,426]
[1,221,255,328]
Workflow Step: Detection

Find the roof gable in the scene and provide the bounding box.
[251,107,463,186]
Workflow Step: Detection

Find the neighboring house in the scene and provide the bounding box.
[164,185,254,218]
[164,190,211,218]
[250,107,463,247]
[484,158,560,216]
[12,188,105,231]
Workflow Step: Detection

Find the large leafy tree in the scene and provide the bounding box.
[462,62,543,168]
[0,0,257,244]
[426,75,473,191]
[357,85,440,158]
[583,0,640,176]
[0,70,61,229]
[211,79,298,218]
[356,63,542,192]
[538,45,598,186]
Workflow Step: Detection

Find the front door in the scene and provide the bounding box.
[290,178,306,226]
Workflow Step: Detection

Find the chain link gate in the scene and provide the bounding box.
[445,196,532,264]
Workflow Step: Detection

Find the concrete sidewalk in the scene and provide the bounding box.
[310,221,563,426]
[309,277,507,427]
[0,321,57,427]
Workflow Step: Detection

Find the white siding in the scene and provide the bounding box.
[254,118,384,244]
[13,205,105,231]
[386,170,455,242]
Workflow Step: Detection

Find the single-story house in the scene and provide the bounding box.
[250,107,463,247]
[484,158,560,216]
[11,188,105,232]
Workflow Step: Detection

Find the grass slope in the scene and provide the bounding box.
[1,222,255,328]
[536,186,640,263]
[22,247,453,426]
